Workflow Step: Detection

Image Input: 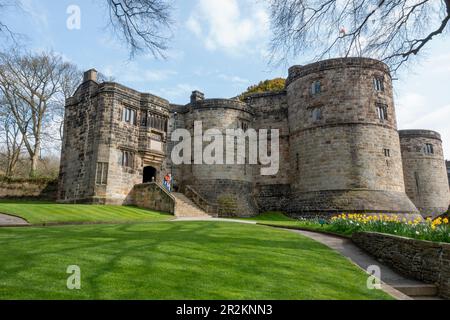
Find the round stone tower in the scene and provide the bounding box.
[286,57,418,217]
[179,95,258,217]
[399,130,450,217]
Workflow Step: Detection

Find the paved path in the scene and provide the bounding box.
[171,218,439,300]
[289,229,439,300]
[173,217,257,224]
[0,213,29,226]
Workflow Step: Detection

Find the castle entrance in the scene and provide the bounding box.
[143,166,157,183]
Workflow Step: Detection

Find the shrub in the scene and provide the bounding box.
[239,78,286,100]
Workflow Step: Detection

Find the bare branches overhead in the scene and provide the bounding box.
[106,0,173,58]
[268,0,450,71]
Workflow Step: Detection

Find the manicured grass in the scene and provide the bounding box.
[0,221,391,300]
[244,212,450,243]
[0,201,172,225]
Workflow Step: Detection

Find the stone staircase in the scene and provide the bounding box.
[393,284,441,300]
[172,192,212,217]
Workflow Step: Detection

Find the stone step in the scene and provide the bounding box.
[393,284,438,297]
[172,192,211,218]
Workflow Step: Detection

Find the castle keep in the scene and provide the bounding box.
[58,58,450,218]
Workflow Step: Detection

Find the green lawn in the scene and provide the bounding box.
[0,201,172,225]
[0,221,392,300]
[241,212,349,235]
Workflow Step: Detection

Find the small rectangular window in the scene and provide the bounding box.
[373,77,384,92]
[425,143,434,155]
[311,81,321,95]
[384,149,391,157]
[376,104,388,120]
[239,120,249,131]
[95,162,108,185]
[123,107,136,125]
[312,107,322,122]
[121,151,133,168]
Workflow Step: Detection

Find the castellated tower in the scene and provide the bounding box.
[170,93,258,216]
[399,130,450,217]
[285,58,418,216]
[59,58,449,218]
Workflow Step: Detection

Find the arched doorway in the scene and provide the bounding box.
[143,166,157,183]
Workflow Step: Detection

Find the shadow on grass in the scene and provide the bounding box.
[0,222,391,300]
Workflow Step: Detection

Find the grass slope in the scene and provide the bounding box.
[242,212,349,235]
[0,222,391,300]
[0,201,172,225]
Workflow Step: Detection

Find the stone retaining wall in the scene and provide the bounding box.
[126,183,175,214]
[0,179,58,200]
[352,232,450,299]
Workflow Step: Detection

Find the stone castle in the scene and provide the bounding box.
[58,57,450,218]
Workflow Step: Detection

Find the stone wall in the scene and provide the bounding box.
[245,91,292,212]
[0,179,57,200]
[58,70,170,205]
[286,57,417,216]
[174,97,258,216]
[126,183,175,214]
[399,130,450,217]
[446,160,450,193]
[352,232,450,299]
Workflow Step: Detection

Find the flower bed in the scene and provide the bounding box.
[327,214,450,243]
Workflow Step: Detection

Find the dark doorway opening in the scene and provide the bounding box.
[143,166,157,183]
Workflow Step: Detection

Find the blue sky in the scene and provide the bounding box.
[2,0,450,158]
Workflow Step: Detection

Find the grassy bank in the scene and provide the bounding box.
[0,201,172,225]
[0,221,391,300]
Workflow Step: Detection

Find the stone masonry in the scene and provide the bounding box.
[58,58,450,217]
[352,232,450,299]
[447,160,450,189]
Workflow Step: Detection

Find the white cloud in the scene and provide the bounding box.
[19,0,49,29]
[218,74,249,85]
[156,84,199,101]
[186,0,269,55]
[397,93,450,159]
[102,63,177,83]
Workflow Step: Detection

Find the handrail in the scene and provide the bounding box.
[135,182,176,202]
[184,185,218,215]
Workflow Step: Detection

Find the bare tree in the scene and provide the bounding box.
[0,50,79,177]
[0,1,172,58]
[0,0,17,41]
[106,0,173,58]
[268,0,450,71]
[0,97,24,177]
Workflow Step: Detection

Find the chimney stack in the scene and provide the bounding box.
[190,90,205,104]
[83,69,98,83]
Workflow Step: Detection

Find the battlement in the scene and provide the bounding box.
[58,58,449,218]
[287,57,390,86]
[399,129,442,141]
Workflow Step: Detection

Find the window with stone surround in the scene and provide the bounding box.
[311,80,321,95]
[122,107,136,125]
[424,143,434,155]
[120,150,134,168]
[95,162,108,185]
[141,111,148,127]
[373,77,385,92]
[238,119,249,131]
[311,107,322,122]
[376,104,388,120]
[384,149,391,157]
[148,113,168,132]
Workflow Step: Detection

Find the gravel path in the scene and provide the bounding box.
[0,213,29,226]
